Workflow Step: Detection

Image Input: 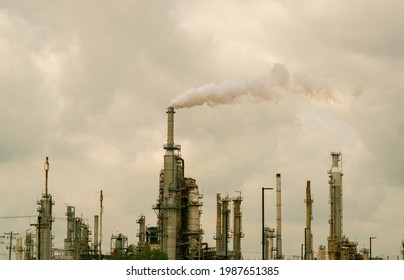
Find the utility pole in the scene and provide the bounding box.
[4,231,18,260]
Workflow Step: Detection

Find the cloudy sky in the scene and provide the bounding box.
[1,0,404,260]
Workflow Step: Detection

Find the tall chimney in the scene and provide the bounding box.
[166,107,175,147]
[162,106,179,259]
[276,173,282,259]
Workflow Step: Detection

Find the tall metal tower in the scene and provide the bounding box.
[275,173,283,259]
[161,107,181,259]
[232,192,243,260]
[328,152,343,260]
[36,157,54,260]
[157,107,204,259]
[304,180,313,260]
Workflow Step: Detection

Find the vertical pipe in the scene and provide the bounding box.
[44,157,49,196]
[216,193,222,255]
[99,190,103,260]
[305,180,313,260]
[8,231,13,260]
[232,193,242,260]
[94,215,99,256]
[221,196,231,259]
[262,187,264,260]
[276,174,282,259]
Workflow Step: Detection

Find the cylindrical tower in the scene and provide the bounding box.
[74,217,82,259]
[232,193,243,260]
[318,245,326,260]
[37,157,54,260]
[304,180,313,260]
[221,195,231,258]
[276,173,282,259]
[25,231,35,260]
[80,221,91,256]
[328,152,343,260]
[186,178,203,259]
[136,215,146,250]
[215,193,222,255]
[162,107,181,259]
[93,215,99,256]
[64,205,75,258]
[15,237,23,260]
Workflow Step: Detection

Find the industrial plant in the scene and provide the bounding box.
[0,107,403,260]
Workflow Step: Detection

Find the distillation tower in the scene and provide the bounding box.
[328,151,343,260]
[155,107,204,260]
[214,193,244,259]
[136,215,146,251]
[232,193,243,260]
[304,180,313,260]
[275,173,283,259]
[62,205,92,259]
[35,157,54,260]
[263,226,275,260]
[327,152,362,260]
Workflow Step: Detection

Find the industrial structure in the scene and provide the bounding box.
[275,173,283,259]
[2,109,402,260]
[402,240,404,260]
[153,107,205,260]
[61,205,93,259]
[327,152,361,260]
[214,193,244,260]
[110,233,128,257]
[327,152,343,260]
[263,226,276,260]
[31,157,54,260]
[304,180,313,260]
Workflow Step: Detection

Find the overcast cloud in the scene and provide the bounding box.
[1,0,404,260]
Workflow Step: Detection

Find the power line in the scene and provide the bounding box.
[0,215,65,220]
[0,215,37,219]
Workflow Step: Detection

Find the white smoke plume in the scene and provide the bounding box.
[169,63,334,109]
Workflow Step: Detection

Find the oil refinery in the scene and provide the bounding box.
[0,107,403,260]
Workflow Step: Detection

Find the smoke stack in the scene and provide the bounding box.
[162,107,180,259]
[276,173,282,259]
[166,107,175,148]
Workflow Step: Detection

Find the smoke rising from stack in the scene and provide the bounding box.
[169,63,334,109]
